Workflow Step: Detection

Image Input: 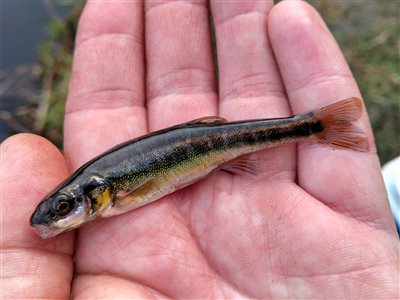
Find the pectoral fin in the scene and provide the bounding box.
[101,179,159,217]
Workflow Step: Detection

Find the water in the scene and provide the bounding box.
[1,1,71,71]
[0,1,71,141]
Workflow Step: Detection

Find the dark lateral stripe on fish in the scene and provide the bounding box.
[133,117,319,176]
[204,114,322,149]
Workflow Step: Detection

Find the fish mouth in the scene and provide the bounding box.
[31,224,65,239]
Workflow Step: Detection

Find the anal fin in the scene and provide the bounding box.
[220,154,258,176]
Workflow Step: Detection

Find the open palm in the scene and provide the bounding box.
[3,1,398,299]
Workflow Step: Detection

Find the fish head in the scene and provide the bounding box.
[30,175,112,239]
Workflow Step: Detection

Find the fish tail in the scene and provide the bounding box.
[311,97,369,152]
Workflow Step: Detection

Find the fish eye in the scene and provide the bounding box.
[57,201,70,212]
[51,194,74,215]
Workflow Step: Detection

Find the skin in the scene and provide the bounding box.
[1,1,398,298]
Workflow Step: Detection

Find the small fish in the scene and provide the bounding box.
[30,98,369,238]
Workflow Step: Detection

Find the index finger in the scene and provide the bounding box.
[269,1,394,233]
[64,0,147,169]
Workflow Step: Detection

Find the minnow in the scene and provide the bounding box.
[30,97,369,238]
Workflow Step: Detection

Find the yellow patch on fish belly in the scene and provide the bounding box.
[96,186,111,210]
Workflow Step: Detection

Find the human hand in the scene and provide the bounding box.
[2,1,398,298]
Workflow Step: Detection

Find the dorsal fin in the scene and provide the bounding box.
[185,116,227,126]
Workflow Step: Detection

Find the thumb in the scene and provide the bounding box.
[1,134,73,298]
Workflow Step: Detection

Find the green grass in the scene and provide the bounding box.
[35,3,81,148]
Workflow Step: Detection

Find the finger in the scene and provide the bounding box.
[269,1,394,232]
[211,0,295,179]
[145,0,217,130]
[73,275,170,299]
[64,0,147,169]
[1,134,73,299]
[67,1,222,297]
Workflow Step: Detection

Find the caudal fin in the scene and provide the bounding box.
[312,97,369,152]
